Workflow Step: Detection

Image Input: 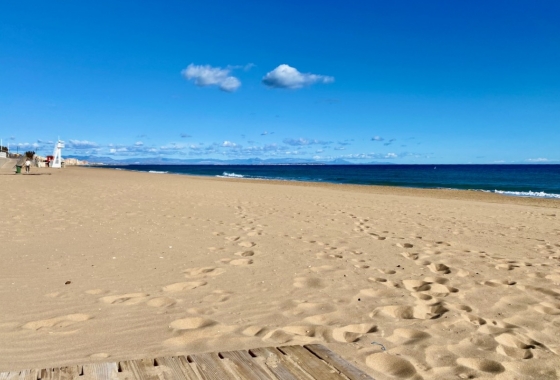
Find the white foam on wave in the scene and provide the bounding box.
[493,190,560,199]
[148,170,168,174]
[218,172,245,178]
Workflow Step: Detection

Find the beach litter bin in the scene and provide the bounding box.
[15,165,22,174]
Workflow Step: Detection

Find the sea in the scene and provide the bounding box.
[107,164,560,199]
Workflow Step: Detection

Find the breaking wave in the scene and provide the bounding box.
[218,172,245,178]
[491,190,560,199]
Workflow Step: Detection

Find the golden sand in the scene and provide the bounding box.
[1,167,559,379]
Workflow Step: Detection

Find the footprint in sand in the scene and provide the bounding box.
[238,241,256,248]
[462,313,486,326]
[163,281,206,292]
[22,314,91,331]
[456,358,505,374]
[229,258,253,266]
[373,303,448,320]
[400,252,419,260]
[100,293,149,305]
[203,290,232,303]
[370,234,386,240]
[242,325,268,337]
[533,302,560,315]
[183,267,225,278]
[482,279,516,287]
[427,262,451,274]
[387,328,431,345]
[396,243,414,248]
[263,329,295,344]
[169,317,215,330]
[332,323,377,343]
[293,277,325,289]
[234,250,255,257]
[377,269,396,275]
[366,353,417,379]
[147,297,177,308]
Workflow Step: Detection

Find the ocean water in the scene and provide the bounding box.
[107,164,560,199]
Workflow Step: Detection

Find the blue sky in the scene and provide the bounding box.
[1,0,559,163]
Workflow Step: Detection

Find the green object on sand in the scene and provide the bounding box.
[15,165,22,174]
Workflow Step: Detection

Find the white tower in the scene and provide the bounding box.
[52,140,64,168]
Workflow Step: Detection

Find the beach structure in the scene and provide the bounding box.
[0,344,373,379]
[51,140,64,168]
[0,138,7,158]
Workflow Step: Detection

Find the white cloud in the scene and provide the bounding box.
[222,141,238,147]
[371,136,384,142]
[262,64,334,89]
[134,141,143,146]
[16,142,40,149]
[68,140,98,149]
[283,138,330,146]
[526,158,549,162]
[181,64,241,92]
[160,143,185,151]
[341,153,399,160]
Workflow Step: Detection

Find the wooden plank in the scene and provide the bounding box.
[219,350,273,380]
[279,345,345,380]
[81,362,118,380]
[3,345,371,380]
[250,347,312,380]
[188,353,234,380]
[304,345,374,380]
[119,359,160,380]
[154,357,200,380]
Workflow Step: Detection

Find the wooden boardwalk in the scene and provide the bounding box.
[0,344,374,379]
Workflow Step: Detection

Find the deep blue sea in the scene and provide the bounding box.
[107,164,560,199]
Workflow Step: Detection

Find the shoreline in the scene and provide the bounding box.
[92,166,560,208]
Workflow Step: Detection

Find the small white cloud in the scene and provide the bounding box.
[134,141,143,146]
[181,64,241,92]
[16,142,40,149]
[371,136,384,142]
[222,141,237,147]
[283,138,330,146]
[262,64,334,89]
[68,140,98,149]
[160,143,185,151]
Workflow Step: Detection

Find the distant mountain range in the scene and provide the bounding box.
[65,155,396,165]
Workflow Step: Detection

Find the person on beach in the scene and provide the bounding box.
[25,159,31,173]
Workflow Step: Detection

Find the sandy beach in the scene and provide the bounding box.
[1,167,559,379]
